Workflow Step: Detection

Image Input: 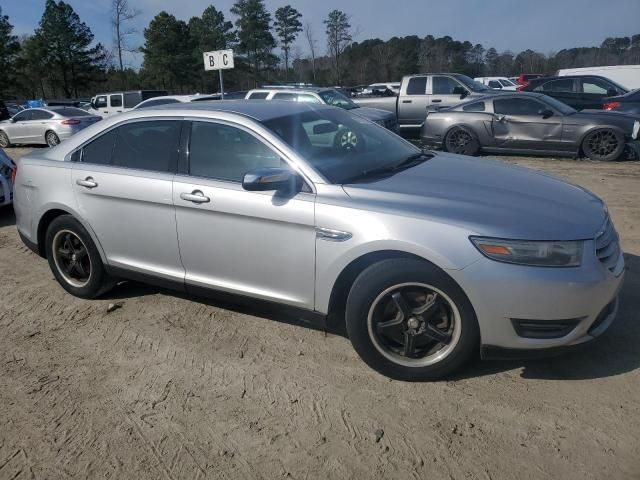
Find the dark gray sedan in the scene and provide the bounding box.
[421,92,640,161]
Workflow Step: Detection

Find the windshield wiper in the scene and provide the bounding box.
[342,152,433,183]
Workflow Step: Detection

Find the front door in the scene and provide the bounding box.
[72,119,184,281]
[429,75,468,110]
[492,97,564,150]
[173,120,316,309]
[5,110,35,143]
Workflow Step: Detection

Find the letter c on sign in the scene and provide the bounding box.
[223,54,228,66]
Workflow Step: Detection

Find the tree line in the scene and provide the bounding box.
[1,0,639,100]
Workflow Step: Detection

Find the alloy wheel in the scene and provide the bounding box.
[586,130,619,159]
[0,132,9,148]
[52,230,92,288]
[367,282,462,367]
[446,129,473,154]
[46,131,60,147]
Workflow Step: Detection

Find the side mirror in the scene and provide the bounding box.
[313,122,338,134]
[539,109,554,119]
[607,88,618,97]
[242,167,301,192]
[453,86,469,98]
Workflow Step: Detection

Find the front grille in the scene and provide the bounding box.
[595,216,621,274]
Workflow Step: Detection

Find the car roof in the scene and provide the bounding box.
[249,87,335,94]
[148,99,336,121]
[457,91,547,103]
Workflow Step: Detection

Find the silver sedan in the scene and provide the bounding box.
[0,107,102,148]
[13,102,624,380]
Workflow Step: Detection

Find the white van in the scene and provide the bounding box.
[556,65,640,90]
[88,90,168,117]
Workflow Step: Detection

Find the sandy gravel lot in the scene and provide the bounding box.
[1,147,639,480]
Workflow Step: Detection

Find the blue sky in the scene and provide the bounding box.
[3,0,640,68]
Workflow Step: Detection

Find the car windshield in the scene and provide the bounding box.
[262,108,422,184]
[540,95,577,115]
[453,74,489,91]
[318,89,359,110]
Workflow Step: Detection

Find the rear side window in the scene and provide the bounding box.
[123,93,142,108]
[81,129,117,165]
[537,79,574,93]
[462,102,485,112]
[110,95,123,107]
[494,98,543,115]
[406,77,427,95]
[248,92,269,100]
[273,92,297,101]
[111,121,181,172]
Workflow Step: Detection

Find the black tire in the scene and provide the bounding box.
[45,215,115,298]
[345,258,479,381]
[45,130,60,147]
[581,129,625,161]
[444,126,480,155]
[0,131,11,148]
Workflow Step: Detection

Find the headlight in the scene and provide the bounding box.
[470,237,583,267]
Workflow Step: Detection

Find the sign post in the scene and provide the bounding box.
[203,49,234,100]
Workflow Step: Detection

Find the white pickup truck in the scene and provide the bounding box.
[354,73,508,134]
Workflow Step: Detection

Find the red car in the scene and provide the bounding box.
[515,74,545,90]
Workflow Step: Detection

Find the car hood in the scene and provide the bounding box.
[569,110,640,127]
[342,153,606,241]
[352,107,395,121]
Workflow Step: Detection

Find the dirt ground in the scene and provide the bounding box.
[1,147,639,480]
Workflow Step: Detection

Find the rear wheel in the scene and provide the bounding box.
[0,131,11,148]
[581,129,624,161]
[345,258,479,381]
[45,131,60,147]
[45,215,114,298]
[444,127,480,155]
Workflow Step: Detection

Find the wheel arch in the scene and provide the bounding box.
[36,208,72,257]
[326,249,450,328]
[577,124,627,156]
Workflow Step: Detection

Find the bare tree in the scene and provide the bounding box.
[304,21,317,83]
[323,10,352,85]
[112,0,141,70]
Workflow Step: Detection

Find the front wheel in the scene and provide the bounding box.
[45,215,114,298]
[0,131,11,148]
[444,127,480,155]
[345,258,479,381]
[581,129,624,161]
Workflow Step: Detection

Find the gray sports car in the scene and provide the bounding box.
[421,92,640,161]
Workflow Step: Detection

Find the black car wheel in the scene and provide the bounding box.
[582,129,624,161]
[444,127,479,155]
[45,215,115,298]
[345,258,479,381]
[45,131,60,147]
[0,131,11,148]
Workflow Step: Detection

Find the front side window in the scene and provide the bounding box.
[494,98,544,116]
[94,96,107,108]
[81,129,117,165]
[297,94,322,104]
[581,78,613,95]
[433,76,462,95]
[499,79,515,87]
[12,110,32,122]
[488,80,502,89]
[248,92,269,100]
[406,77,427,95]
[189,122,282,182]
[317,90,358,110]
[273,92,297,101]
[110,95,123,107]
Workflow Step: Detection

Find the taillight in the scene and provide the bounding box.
[603,101,621,111]
[10,164,17,184]
[61,119,81,125]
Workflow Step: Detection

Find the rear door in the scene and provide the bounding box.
[399,76,429,126]
[72,119,184,282]
[29,109,54,142]
[492,97,564,150]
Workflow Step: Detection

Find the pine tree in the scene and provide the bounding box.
[274,6,302,81]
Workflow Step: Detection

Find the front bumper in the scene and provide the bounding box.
[447,242,625,353]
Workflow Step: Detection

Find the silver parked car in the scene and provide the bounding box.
[13,102,624,380]
[0,148,15,206]
[0,107,102,147]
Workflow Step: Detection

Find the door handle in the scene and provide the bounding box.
[402,100,412,104]
[495,114,506,122]
[432,99,442,103]
[180,190,210,204]
[76,177,98,188]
